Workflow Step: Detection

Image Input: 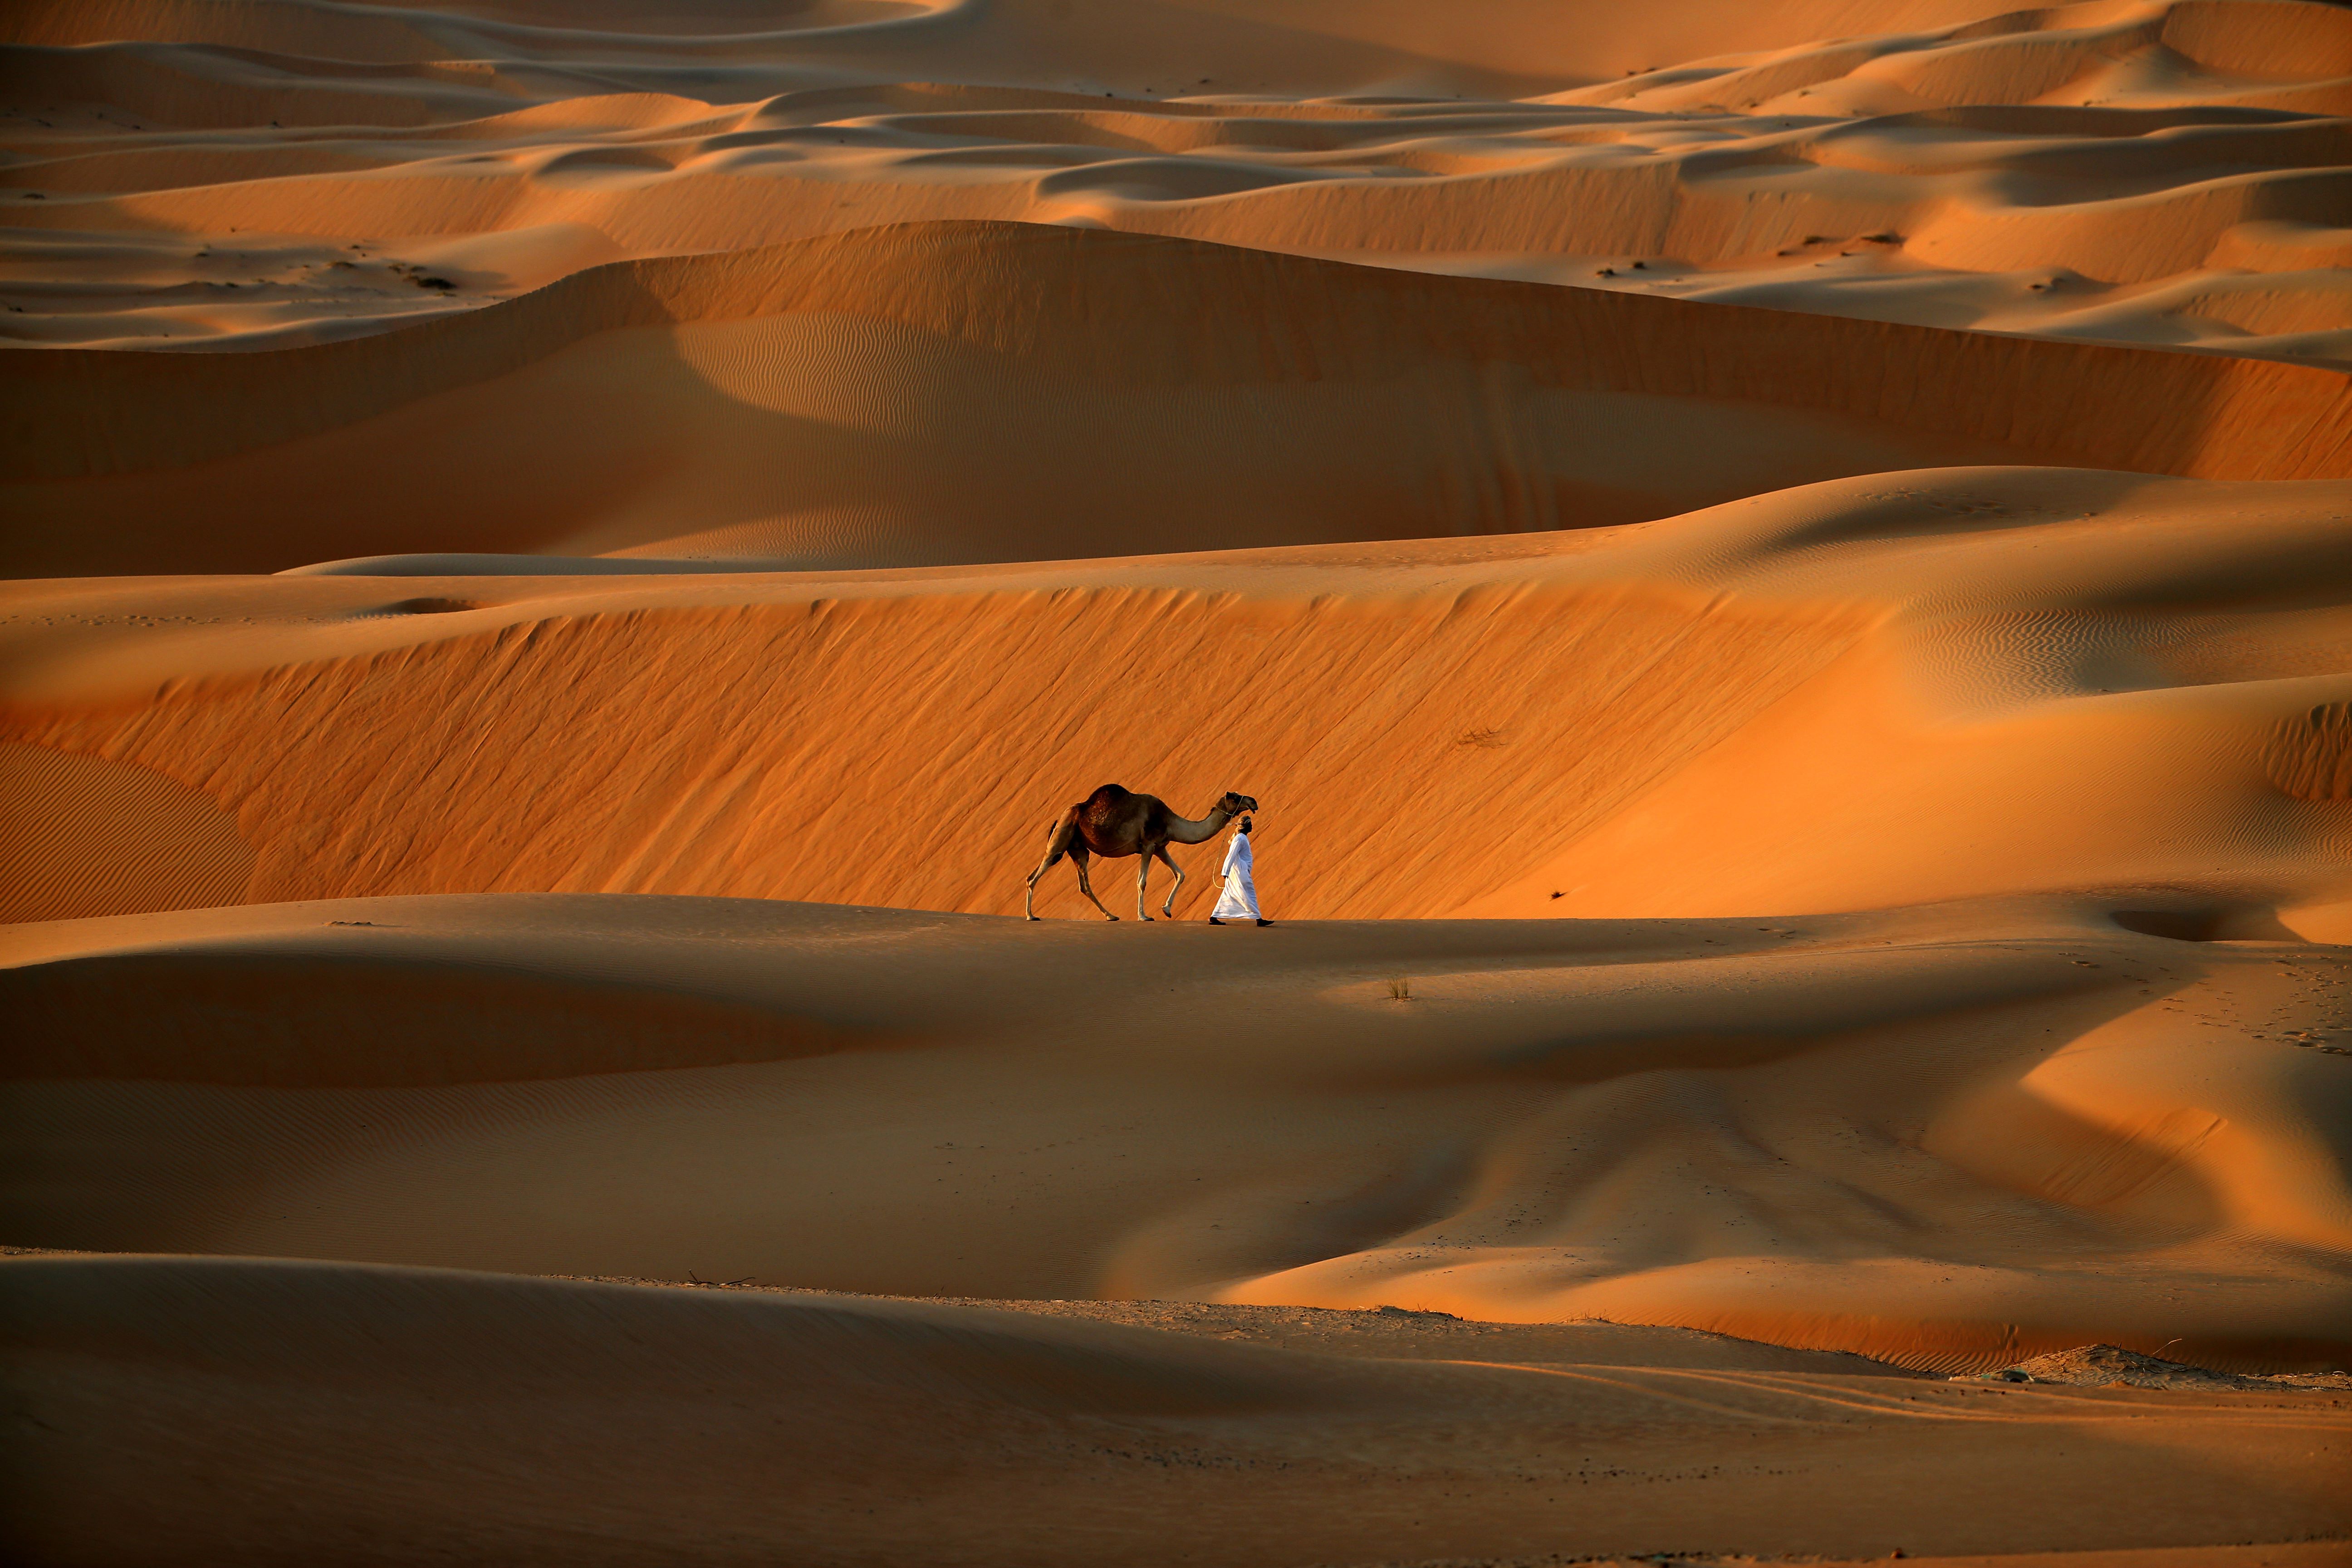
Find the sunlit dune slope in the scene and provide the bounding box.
[6,222,2351,578]
[4,468,2347,932]
[5,1254,2347,1565]
[5,1,2346,366]
[7,894,2350,1374]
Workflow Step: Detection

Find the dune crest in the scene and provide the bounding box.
[5,222,2350,578]
[5,0,2347,370]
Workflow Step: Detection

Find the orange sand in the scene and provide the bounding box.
[5,468,2347,928]
[9,891,2352,1376]
[5,223,2351,577]
[5,2,2350,363]
[4,1,2351,1564]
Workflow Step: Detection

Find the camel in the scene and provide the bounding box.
[1024,784,1258,921]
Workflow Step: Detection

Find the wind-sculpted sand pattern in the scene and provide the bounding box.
[4,1,2352,1565]
[4,0,2351,363]
[5,223,2351,576]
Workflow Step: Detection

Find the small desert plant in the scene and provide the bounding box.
[1387,977,1411,1001]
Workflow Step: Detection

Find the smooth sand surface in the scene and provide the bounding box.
[8,892,2351,1376]
[5,2,2351,1563]
[5,221,2352,576]
[6,1254,2349,1566]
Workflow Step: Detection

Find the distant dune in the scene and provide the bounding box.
[6,0,2346,367]
[5,222,2350,577]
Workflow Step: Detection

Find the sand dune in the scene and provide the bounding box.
[5,3,2351,1562]
[7,892,2351,1376]
[6,222,2352,577]
[4,0,2347,365]
[5,1254,2347,1565]
[4,469,2347,931]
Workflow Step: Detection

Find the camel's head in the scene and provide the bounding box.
[1218,792,1258,818]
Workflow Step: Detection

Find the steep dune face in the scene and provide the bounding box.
[1,550,1874,919]
[6,223,2350,577]
[3,470,2347,931]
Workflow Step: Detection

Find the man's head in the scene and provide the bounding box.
[1240,816,1254,834]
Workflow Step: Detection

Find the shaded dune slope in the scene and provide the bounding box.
[6,897,2349,1373]
[7,223,2351,577]
[5,1254,2347,1565]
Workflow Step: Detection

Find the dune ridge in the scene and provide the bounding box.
[5,1,2349,369]
[15,221,2352,483]
[6,223,2352,579]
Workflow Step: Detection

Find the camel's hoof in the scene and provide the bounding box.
[1025,915,1039,922]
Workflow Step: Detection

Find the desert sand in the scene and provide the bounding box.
[6,1253,2351,1566]
[4,0,2351,1564]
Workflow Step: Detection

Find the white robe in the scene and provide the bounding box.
[1211,830,1259,920]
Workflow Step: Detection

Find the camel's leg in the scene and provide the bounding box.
[1071,849,1119,921]
[1155,843,1185,917]
[1024,848,1057,921]
[1134,848,1158,921]
[1024,814,1078,921]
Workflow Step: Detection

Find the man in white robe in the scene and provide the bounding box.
[1209,816,1272,926]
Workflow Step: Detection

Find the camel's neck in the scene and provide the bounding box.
[1165,806,1233,846]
